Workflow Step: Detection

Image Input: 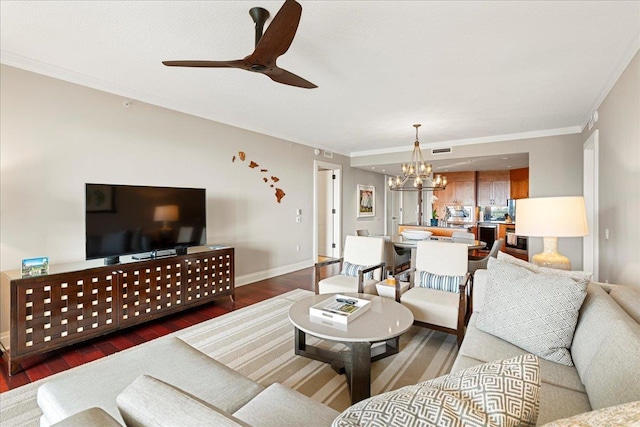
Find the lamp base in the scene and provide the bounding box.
[531,237,571,271]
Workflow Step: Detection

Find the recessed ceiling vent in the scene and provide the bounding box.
[323,151,334,158]
[431,147,452,155]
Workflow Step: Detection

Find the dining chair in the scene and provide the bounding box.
[397,240,470,346]
[466,238,503,322]
[382,236,411,275]
[314,235,386,295]
[468,238,503,275]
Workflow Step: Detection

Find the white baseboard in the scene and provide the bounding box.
[235,259,314,287]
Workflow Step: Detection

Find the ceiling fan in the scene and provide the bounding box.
[163,0,316,89]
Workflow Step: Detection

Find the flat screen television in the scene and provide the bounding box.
[85,183,206,261]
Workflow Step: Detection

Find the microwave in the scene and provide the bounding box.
[504,225,528,253]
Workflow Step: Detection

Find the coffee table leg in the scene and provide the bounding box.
[346,342,372,404]
[294,327,306,353]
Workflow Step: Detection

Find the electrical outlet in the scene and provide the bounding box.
[605,228,610,240]
[296,245,300,252]
[296,215,302,223]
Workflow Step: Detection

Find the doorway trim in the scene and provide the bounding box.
[314,160,342,261]
[583,130,599,280]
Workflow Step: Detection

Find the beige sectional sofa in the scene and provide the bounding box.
[38,264,640,426]
[455,268,640,425]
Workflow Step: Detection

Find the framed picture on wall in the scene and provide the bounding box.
[357,185,375,218]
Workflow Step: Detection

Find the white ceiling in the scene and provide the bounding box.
[1,1,639,172]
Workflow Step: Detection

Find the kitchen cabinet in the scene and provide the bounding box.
[510,167,529,199]
[437,181,475,205]
[477,171,510,206]
[433,172,475,217]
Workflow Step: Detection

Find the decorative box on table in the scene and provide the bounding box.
[309,294,371,324]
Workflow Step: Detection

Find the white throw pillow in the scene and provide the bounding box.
[476,258,589,366]
[332,354,541,427]
[116,375,250,427]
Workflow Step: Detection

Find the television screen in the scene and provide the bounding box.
[85,184,206,260]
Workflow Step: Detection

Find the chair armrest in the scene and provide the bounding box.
[314,258,343,268]
[357,262,386,293]
[456,273,471,346]
[314,258,344,294]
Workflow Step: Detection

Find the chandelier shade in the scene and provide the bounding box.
[387,124,447,192]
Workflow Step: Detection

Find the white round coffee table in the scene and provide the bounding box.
[288,293,414,404]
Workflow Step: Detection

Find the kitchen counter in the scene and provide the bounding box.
[398,224,476,238]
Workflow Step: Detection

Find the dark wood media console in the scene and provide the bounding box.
[0,247,234,375]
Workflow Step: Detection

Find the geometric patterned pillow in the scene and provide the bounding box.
[416,271,464,293]
[476,258,589,366]
[540,400,640,426]
[341,261,374,280]
[332,354,541,427]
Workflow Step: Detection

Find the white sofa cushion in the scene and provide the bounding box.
[541,401,640,426]
[116,375,250,427]
[37,337,263,426]
[476,258,588,366]
[50,407,121,427]
[580,317,640,410]
[233,383,341,427]
[332,354,541,427]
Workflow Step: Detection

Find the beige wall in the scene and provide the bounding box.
[0,65,382,283]
[354,133,587,269]
[581,51,639,287]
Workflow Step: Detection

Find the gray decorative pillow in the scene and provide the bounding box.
[476,258,589,366]
[416,271,464,293]
[332,354,541,427]
[341,261,374,280]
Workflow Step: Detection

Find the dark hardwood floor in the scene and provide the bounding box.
[0,265,336,392]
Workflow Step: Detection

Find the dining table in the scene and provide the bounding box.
[391,235,486,269]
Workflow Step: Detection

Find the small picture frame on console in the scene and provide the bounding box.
[21,257,49,278]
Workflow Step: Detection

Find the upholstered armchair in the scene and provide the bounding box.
[314,236,385,295]
[397,240,470,346]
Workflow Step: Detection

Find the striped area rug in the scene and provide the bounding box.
[0,289,458,426]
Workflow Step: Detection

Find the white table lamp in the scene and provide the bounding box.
[515,196,588,270]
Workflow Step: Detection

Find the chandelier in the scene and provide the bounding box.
[387,124,447,192]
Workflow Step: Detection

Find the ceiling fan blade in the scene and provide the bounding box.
[162,59,247,69]
[248,0,302,66]
[264,67,317,89]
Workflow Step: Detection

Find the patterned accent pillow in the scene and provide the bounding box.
[332,354,541,427]
[476,258,589,366]
[416,271,463,293]
[541,400,640,426]
[341,261,373,280]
